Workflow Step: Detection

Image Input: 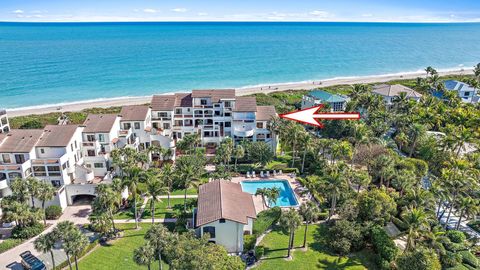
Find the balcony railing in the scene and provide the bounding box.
[0,109,6,116]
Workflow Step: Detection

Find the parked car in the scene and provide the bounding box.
[20,251,46,270]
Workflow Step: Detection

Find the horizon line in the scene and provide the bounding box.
[2,20,480,24]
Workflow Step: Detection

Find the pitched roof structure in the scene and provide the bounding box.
[0,129,43,153]
[307,90,347,103]
[196,180,256,227]
[82,114,118,133]
[372,84,422,98]
[151,94,176,111]
[444,80,478,92]
[192,89,236,102]
[234,97,257,112]
[256,106,277,121]
[174,93,193,107]
[36,125,79,147]
[120,105,150,121]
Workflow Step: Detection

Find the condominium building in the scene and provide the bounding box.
[151,90,277,151]
[372,84,422,106]
[119,105,152,151]
[0,109,9,134]
[301,90,349,112]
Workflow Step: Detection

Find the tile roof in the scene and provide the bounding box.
[307,90,347,103]
[36,125,79,147]
[174,93,193,107]
[83,114,118,133]
[120,105,150,121]
[196,180,256,227]
[256,106,277,121]
[234,97,257,112]
[151,94,176,111]
[0,129,43,153]
[372,84,422,98]
[192,89,236,102]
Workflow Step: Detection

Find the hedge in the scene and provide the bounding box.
[370,226,398,263]
[252,207,282,236]
[458,250,479,268]
[243,235,256,252]
[45,205,63,220]
[12,223,44,239]
[445,265,471,270]
[0,238,24,254]
[447,230,467,244]
[392,217,408,231]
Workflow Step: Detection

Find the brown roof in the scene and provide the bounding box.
[192,89,236,102]
[196,180,256,227]
[234,97,257,112]
[120,105,150,121]
[256,106,277,121]
[174,93,193,107]
[372,84,423,98]
[83,114,118,133]
[151,94,176,111]
[0,129,43,153]
[36,125,79,147]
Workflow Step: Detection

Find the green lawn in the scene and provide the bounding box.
[257,224,377,270]
[142,198,187,219]
[170,188,197,196]
[77,223,169,270]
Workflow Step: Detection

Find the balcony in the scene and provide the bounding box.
[0,179,8,190]
[233,125,255,137]
[0,109,6,116]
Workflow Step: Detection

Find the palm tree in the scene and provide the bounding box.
[133,243,155,270]
[26,177,41,208]
[265,187,280,207]
[299,201,320,249]
[34,232,57,270]
[37,182,55,225]
[255,188,268,210]
[64,229,89,270]
[401,207,432,252]
[94,184,120,232]
[160,163,174,208]
[455,196,477,230]
[321,164,348,220]
[279,209,303,258]
[175,155,201,212]
[145,170,166,224]
[425,66,436,77]
[145,224,172,270]
[351,170,371,192]
[267,116,282,156]
[407,123,427,157]
[233,144,245,171]
[286,123,305,168]
[10,177,30,203]
[55,221,76,270]
[123,166,143,229]
[299,132,313,173]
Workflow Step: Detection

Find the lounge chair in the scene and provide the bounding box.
[260,171,264,178]
[252,171,256,178]
[266,171,270,178]
[246,171,251,178]
[273,170,277,176]
[279,170,283,175]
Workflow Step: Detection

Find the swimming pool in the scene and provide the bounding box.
[241,180,299,207]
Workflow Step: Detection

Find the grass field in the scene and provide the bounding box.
[256,224,377,270]
[142,198,187,219]
[77,223,170,270]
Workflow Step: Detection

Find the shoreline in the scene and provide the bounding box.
[7,68,474,117]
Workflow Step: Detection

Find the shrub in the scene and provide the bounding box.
[441,251,463,268]
[447,230,467,244]
[0,238,24,253]
[45,205,62,220]
[282,167,299,174]
[318,211,329,220]
[397,248,441,270]
[445,265,470,270]
[444,241,468,253]
[374,255,391,270]
[326,220,365,255]
[252,207,282,236]
[392,217,408,231]
[11,223,44,239]
[458,250,479,268]
[371,226,398,262]
[243,234,256,252]
[254,245,265,259]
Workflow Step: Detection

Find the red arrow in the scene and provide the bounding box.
[279,105,360,128]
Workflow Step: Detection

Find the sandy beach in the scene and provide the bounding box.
[7,68,473,117]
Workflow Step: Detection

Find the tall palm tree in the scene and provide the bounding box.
[55,221,76,270]
[145,224,172,270]
[37,182,55,225]
[160,163,174,209]
[279,209,303,258]
[26,177,41,208]
[94,184,120,232]
[321,164,348,220]
[175,155,201,212]
[265,187,280,207]
[233,144,245,171]
[64,229,89,270]
[286,123,305,168]
[34,232,57,270]
[455,196,477,230]
[255,188,268,210]
[123,166,143,229]
[299,201,320,248]
[401,206,432,252]
[145,169,166,224]
[299,132,313,173]
[407,123,428,157]
[133,243,155,270]
[351,170,371,192]
[10,177,30,203]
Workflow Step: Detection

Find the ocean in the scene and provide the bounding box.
[1,22,480,109]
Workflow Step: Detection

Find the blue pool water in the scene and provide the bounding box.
[241,180,299,207]
[1,22,480,109]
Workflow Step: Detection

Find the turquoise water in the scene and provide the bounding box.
[1,22,480,109]
[241,180,298,207]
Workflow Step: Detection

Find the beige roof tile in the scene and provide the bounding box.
[256,106,277,121]
[36,125,79,147]
[192,89,236,102]
[83,114,118,133]
[196,180,256,227]
[120,105,150,121]
[372,84,422,98]
[234,97,257,112]
[151,95,176,111]
[0,129,43,153]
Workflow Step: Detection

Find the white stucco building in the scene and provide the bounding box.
[0,109,9,134]
[372,84,422,107]
[195,180,257,253]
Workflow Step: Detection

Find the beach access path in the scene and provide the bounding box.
[7,68,473,117]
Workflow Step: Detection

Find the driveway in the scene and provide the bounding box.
[2,205,91,270]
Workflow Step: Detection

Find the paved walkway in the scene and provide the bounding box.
[438,206,480,240]
[3,205,91,270]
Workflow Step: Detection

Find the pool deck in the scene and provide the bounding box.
[232,174,311,214]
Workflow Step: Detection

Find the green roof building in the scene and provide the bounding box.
[301,90,348,112]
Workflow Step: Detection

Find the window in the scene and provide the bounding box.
[175,108,182,114]
[256,122,264,129]
[98,134,105,142]
[123,123,131,130]
[33,166,47,176]
[203,226,216,238]
[87,150,96,157]
[15,154,25,164]
[48,166,61,176]
[219,219,226,223]
[94,163,104,168]
[1,154,11,164]
[464,92,471,97]
[8,172,22,179]
[40,149,45,154]
[0,117,7,125]
[225,112,231,117]
[62,163,67,170]
[0,173,6,180]
[51,180,61,187]
[71,144,74,151]
[159,112,168,117]
[224,122,231,127]
[200,99,207,105]
[75,141,77,148]
[134,122,140,129]
[163,123,170,129]
[86,135,95,142]
[85,164,92,169]
[24,168,32,177]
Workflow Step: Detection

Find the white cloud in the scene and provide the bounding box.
[197,12,208,16]
[13,9,24,14]
[362,13,373,17]
[172,8,187,13]
[309,10,331,18]
[142,8,158,14]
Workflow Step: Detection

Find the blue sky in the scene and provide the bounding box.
[1,0,480,22]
